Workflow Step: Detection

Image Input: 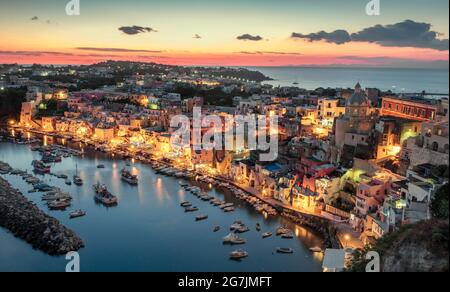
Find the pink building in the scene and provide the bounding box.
[355,179,391,216]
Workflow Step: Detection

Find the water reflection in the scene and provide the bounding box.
[0,141,324,272]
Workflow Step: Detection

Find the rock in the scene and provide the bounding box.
[0,177,84,256]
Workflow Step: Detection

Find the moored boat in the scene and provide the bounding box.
[276,226,291,236]
[309,246,323,253]
[276,247,294,254]
[230,249,248,260]
[93,182,118,206]
[32,160,50,173]
[69,210,86,219]
[223,233,247,245]
[195,214,208,221]
[48,199,71,210]
[262,232,272,239]
[73,175,83,186]
[121,168,138,185]
[185,206,199,212]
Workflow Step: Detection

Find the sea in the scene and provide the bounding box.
[247,67,449,95]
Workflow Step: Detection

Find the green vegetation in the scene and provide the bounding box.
[431,184,449,220]
[0,87,26,124]
[173,85,251,107]
[36,99,67,117]
[431,165,449,179]
[347,219,449,272]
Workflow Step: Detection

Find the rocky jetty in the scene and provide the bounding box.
[0,176,84,256]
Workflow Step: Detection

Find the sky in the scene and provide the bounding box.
[0,0,448,67]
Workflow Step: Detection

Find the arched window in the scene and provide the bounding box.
[432,142,439,152]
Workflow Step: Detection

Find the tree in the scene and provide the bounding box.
[0,87,26,123]
[431,184,449,219]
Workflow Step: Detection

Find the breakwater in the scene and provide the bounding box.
[0,176,84,256]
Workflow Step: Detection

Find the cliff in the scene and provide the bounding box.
[348,219,449,272]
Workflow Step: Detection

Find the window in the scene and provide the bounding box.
[432,142,439,152]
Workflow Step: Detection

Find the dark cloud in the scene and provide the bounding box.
[31,16,39,21]
[76,47,162,53]
[236,34,263,41]
[291,30,351,45]
[193,34,202,39]
[237,51,301,56]
[292,20,449,51]
[118,26,157,35]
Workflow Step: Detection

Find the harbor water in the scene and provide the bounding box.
[0,140,324,272]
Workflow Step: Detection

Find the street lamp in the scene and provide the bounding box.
[344,234,350,248]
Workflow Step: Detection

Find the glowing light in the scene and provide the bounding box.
[8,120,15,126]
[391,145,402,155]
[43,135,48,146]
[27,132,31,139]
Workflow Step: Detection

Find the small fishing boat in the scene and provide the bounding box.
[65,178,72,185]
[230,221,245,231]
[276,226,291,236]
[93,182,118,206]
[309,246,323,253]
[69,210,86,219]
[230,249,248,260]
[256,223,261,232]
[73,164,83,186]
[223,233,247,245]
[32,160,50,173]
[73,175,83,186]
[262,232,272,239]
[224,207,235,213]
[185,206,199,213]
[195,214,208,221]
[281,232,294,239]
[121,168,138,185]
[48,199,71,210]
[97,164,105,169]
[276,248,294,254]
[213,226,221,232]
[180,201,192,207]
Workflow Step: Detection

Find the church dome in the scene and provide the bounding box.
[347,82,370,106]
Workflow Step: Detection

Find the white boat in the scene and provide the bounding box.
[69,210,86,219]
[276,247,294,254]
[230,249,248,260]
[281,232,295,239]
[195,214,208,221]
[121,168,138,185]
[309,247,323,253]
[223,233,247,245]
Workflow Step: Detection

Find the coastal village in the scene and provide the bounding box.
[0,61,449,271]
